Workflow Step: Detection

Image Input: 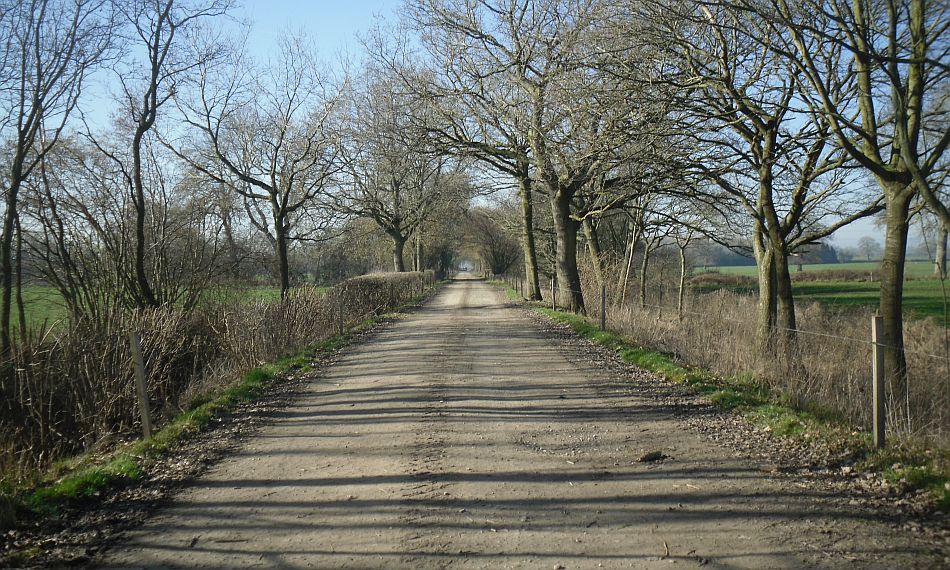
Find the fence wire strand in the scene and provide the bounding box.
[501,275,950,364]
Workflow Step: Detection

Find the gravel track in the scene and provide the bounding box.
[95,277,946,569]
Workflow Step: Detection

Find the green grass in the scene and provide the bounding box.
[18,286,67,330]
[694,262,950,325]
[698,277,949,325]
[794,280,949,324]
[699,260,936,278]
[200,285,332,305]
[1,280,444,536]
[523,301,950,510]
[12,284,336,334]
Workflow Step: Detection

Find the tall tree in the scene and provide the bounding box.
[95,0,232,307]
[753,0,950,395]
[0,0,112,355]
[649,1,879,347]
[337,69,456,272]
[411,0,664,312]
[175,33,342,296]
[403,2,543,299]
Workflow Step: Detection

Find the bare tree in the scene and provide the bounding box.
[467,208,520,276]
[174,33,342,296]
[856,236,883,263]
[748,0,950,392]
[24,137,225,320]
[413,1,667,312]
[89,0,232,308]
[401,2,544,299]
[647,1,879,348]
[337,68,456,272]
[0,0,112,355]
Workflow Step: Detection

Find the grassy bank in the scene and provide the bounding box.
[20,328,354,518]
[492,280,949,510]
[541,306,950,509]
[1,275,443,536]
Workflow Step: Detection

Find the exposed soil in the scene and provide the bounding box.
[4,277,948,568]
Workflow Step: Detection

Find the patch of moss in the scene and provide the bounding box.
[863,447,950,510]
[486,278,523,301]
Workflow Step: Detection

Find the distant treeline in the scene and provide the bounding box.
[695,241,841,267]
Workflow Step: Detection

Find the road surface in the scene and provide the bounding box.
[98,277,937,569]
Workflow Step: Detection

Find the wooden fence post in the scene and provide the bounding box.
[600,285,607,330]
[872,315,885,449]
[337,292,345,335]
[128,332,152,439]
[551,277,557,310]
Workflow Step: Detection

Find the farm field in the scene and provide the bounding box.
[694,261,949,325]
[14,285,328,333]
[698,260,936,278]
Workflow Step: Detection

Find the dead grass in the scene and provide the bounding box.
[578,262,950,448]
[0,272,437,482]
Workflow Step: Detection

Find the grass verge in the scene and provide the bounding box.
[494,279,950,511]
[1,282,445,535]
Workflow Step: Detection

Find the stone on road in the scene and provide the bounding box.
[98,277,933,569]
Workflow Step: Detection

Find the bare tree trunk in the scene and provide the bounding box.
[880,187,913,409]
[221,213,241,272]
[275,218,291,298]
[678,244,688,319]
[415,235,423,272]
[638,243,651,309]
[392,235,407,273]
[14,213,26,339]
[132,129,158,307]
[753,227,778,354]
[935,226,947,279]
[0,177,21,357]
[583,218,605,288]
[773,240,797,333]
[550,194,584,313]
[619,221,641,305]
[518,171,542,300]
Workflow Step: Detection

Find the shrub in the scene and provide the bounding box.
[572,258,949,447]
[0,271,436,481]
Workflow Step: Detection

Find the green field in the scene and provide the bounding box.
[695,261,949,325]
[697,260,936,278]
[19,287,68,330]
[13,285,330,334]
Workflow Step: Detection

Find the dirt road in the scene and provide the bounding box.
[98,277,941,569]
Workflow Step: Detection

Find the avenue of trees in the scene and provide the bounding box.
[0,0,947,428]
[399,0,948,409]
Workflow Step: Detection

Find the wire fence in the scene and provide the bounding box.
[495,272,950,448]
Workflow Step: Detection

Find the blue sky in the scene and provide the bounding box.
[241,1,403,60]
[80,0,884,250]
